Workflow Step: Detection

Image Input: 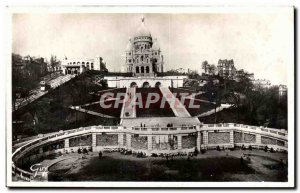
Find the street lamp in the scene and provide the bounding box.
[75,106,80,128]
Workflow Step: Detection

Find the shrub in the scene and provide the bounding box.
[270,147,274,153]
[264,145,268,152]
[78,148,82,154]
[249,145,252,151]
[216,145,221,151]
[151,153,158,157]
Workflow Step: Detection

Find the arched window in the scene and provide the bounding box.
[82,62,85,64]
[141,55,144,62]
[130,82,137,88]
[73,62,76,64]
[146,66,150,73]
[142,82,150,88]
[141,66,144,73]
[155,82,162,88]
[136,66,139,73]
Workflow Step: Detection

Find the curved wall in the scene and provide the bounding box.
[12,123,288,181]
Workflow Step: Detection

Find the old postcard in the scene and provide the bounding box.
[6,6,295,188]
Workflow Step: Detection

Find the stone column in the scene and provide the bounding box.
[64,138,69,148]
[203,131,208,147]
[147,135,152,151]
[178,135,182,150]
[196,131,201,150]
[256,134,261,145]
[118,133,124,147]
[126,134,131,149]
[284,141,288,148]
[229,130,234,147]
[241,132,245,143]
[92,133,97,147]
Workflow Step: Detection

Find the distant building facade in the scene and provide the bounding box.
[253,78,271,89]
[235,69,254,82]
[124,17,164,76]
[279,84,287,97]
[104,17,186,88]
[217,59,236,79]
[61,56,107,75]
[12,54,48,78]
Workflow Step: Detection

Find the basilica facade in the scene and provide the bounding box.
[125,17,164,76]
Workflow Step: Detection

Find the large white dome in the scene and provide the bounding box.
[134,17,151,38]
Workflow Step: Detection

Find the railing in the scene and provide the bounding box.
[11,122,288,182]
[201,123,287,139]
[131,125,196,132]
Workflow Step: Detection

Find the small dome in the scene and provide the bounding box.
[126,39,133,51]
[152,38,160,50]
[134,17,151,38]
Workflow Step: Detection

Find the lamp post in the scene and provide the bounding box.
[75,106,80,128]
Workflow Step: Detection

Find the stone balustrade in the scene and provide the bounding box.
[11,123,288,181]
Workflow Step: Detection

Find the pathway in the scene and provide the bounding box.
[120,87,136,119]
[159,87,191,117]
[69,106,116,118]
[197,104,232,117]
[13,74,74,111]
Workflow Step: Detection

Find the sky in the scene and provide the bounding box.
[12,11,293,85]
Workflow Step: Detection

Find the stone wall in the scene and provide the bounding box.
[69,135,92,147]
[261,136,277,145]
[131,135,148,150]
[96,134,118,146]
[244,133,256,143]
[42,140,65,152]
[208,132,230,144]
[182,135,196,149]
[233,131,242,143]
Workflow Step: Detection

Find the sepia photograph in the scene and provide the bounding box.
[6,6,295,188]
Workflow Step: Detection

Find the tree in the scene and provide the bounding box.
[208,64,216,75]
[202,61,208,74]
[49,55,61,74]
